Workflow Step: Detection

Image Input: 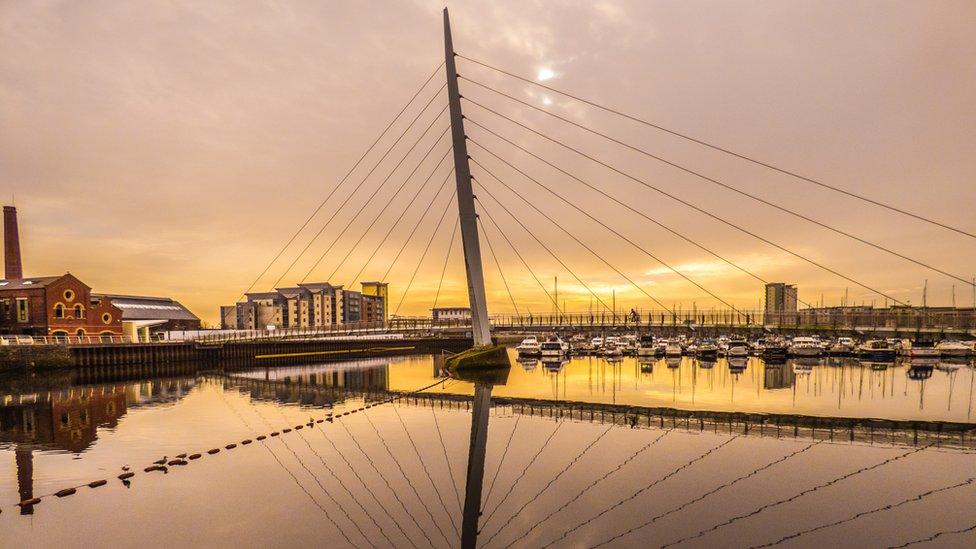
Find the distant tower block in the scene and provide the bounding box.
[3,206,23,280]
[361,282,389,321]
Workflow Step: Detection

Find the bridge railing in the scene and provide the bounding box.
[0,334,170,346]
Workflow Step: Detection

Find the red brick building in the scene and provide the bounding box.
[0,273,124,339]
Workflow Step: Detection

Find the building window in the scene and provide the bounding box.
[74,304,85,319]
[54,303,65,318]
[76,329,86,337]
[52,330,69,343]
[16,298,29,322]
[102,313,112,324]
[100,331,114,343]
[63,289,75,302]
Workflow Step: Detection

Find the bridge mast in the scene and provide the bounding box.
[444,7,492,347]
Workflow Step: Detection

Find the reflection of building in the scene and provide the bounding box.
[432,307,471,322]
[763,363,796,390]
[226,282,387,330]
[764,283,798,327]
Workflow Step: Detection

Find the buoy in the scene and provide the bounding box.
[208,448,220,455]
[118,472,135,480]
[225,444,237,450]
[295,425,303,430]
[283,428,292,433]
[256,435,267,440]
[167,459,188,466]
[176,453,187,459]
[270,432,280,437]
[17,498,41,508]
[153,459,167,465]
[242,439,252,445]
[89,480,108,488]
[316,419,324,424]
[55,488,77,498]
[144,465,164,472]
[188,454,202,460]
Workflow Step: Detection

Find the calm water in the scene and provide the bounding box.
[1,353,975,548]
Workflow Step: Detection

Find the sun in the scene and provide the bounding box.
[537,67,555,81]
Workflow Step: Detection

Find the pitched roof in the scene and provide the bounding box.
[94,294,200,322]
[0,276,64,290]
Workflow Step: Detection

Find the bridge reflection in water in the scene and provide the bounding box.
[1,356,974,546]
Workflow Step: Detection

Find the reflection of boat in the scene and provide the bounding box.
[857,339,897,361]
[908,339,940,360]
[516,357,538,371]
[727,339,750,358]
[936,362,961,373]
[638,360,654,373]
[937,340,972,358]
[862,361,889,371]
[728,357,747,373]
[907,364,934,380]
[542,357,569,370]
[695,341,719,358]
[664,340,683,358]
[790,337,823,357]
[516,337,541,357]
[697,359,716,369]
[666,357,681,368]
[762,340,789,362]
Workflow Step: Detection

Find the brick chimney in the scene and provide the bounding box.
[4,206,23,280]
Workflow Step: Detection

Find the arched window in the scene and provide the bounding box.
[100,331,115,343]
[52,330,69,342]
[54,303,65,318]
[75,329,86,337]
[74,304,85,319]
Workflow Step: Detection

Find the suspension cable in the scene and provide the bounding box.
[269,83,446,289]
[476,205,563,315]
[478,219,521,316]
[231,61,445,310]
[392,190,458,316]
[347,164,452,287]
[378,171,454,283]
[456,54,976,241]
[462,99,910,307]
[473,180,615,315]
[474,153,735,316]
[319,139,453,284]
[432,219,459,311]
[465,117,820,310]
[461,77,974,288]
[300,113,451,283]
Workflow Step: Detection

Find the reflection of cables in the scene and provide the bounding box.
[316,425,419,549]
[362,411,454,547]
[215,387,355,546]
[432,401,464,514]
[542,435,740,549]
[752,477,975,548]
[392,405,461,538]
[482,415,521,511]
[662,444,931,548]
[482,422,615,545]
[888,520,976,548]
[591,441,821,548]
[336,418,436,548]
[501,429,673,549]
[480,419,564,530]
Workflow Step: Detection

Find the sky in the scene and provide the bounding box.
[1,0,974,325]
